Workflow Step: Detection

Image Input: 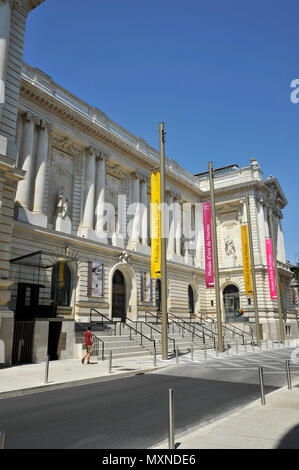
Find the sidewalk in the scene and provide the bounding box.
[152,380,299,449]
[0,355,166,399]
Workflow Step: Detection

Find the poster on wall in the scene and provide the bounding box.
[203,202,214,287]
[265,238,277,300]
[87,261,104,297]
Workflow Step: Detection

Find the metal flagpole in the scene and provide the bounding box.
[160,122,168,360]
[268,208,285,344]
[208,162,223,353]
[245,193,261,347]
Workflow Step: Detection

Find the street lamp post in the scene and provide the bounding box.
[268,208,285,344]
[208,162,223,353]
[245,193,261,347]
[159,122,168,360]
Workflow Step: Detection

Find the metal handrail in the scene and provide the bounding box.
[145,310,160,325]
[197,312,253,343]
[129,318,176,354]
[89,308,122,336]
[124,318,156,353]
[168,312,216,347]
[75,322,105,361]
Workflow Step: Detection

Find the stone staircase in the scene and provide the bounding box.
[75,319,216,360]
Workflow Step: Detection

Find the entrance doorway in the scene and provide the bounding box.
[223,285,240,322]
[112,270,126,322]
[15,283,41,320]
[47,321,62,361]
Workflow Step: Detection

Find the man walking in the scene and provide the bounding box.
[81,326,93,364]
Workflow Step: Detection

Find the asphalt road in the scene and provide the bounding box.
[0,347,296,449]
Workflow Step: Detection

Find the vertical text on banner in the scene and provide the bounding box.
[151,172,161,278]
[241,225,253,295]
[203,202,214,287]
[265,238,277,300]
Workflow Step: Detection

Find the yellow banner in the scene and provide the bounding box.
[58,260,65,287]
[241,225,253,295]
[151,172,161,278]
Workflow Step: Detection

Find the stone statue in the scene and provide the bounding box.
[224,233,236,267]
[55,188,70,221]
[55,187,72,234]
[119,251,130,263]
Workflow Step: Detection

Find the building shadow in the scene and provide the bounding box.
[276,424,299,449]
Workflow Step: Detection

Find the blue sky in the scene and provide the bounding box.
[23,0,299,263]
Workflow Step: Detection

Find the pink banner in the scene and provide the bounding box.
[203,202,214,288]
[266,238,277,300]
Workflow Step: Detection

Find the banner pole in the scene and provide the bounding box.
[245,193,261,347]
[268,208,285,344]
[208,162,223,353]
[160,122,168,360]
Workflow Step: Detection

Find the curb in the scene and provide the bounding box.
[150,377,299,449]
[0,366,166,400]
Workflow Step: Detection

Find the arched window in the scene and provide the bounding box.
[51,261,71,306]
[188,285,194,314]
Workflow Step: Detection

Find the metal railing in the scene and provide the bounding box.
[123,318,157,354]
[196,312,254,345]
[89,308,123,336]
[75,322,105,361]
[168,312,216,348]
[127,318,176,354]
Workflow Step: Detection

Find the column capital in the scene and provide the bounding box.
[21,111,39,125]
[173,192,182,202]
[95,150,109,162]
[39,119,53,132]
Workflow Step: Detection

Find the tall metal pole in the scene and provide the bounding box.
[208,162,223,353]
[160,122,168,360]
[245,193,261,347]
[268,208,285,344]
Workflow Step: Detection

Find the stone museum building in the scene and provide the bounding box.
[0,0,297,365]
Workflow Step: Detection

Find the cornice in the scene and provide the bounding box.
[20,64,204,198]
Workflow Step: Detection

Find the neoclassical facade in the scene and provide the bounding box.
[0,0,296,365]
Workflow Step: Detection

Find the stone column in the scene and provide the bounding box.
[167,191,175,257]
[82,147,96,230]
[183,202,193,265]
[277,213,286,264]
[129,172,140,248]
[95,151,108,242]
[194,202,203,267]
[15,112,36,209]
[140,175,148,246]
[248,192,262,265]
[0,0,11,132]
[174,195,182,257]
[257,197,267,265]
[32,120,51,224]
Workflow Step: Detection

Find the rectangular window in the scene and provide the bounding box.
[211,300,214,307]
[248,298,251,306]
